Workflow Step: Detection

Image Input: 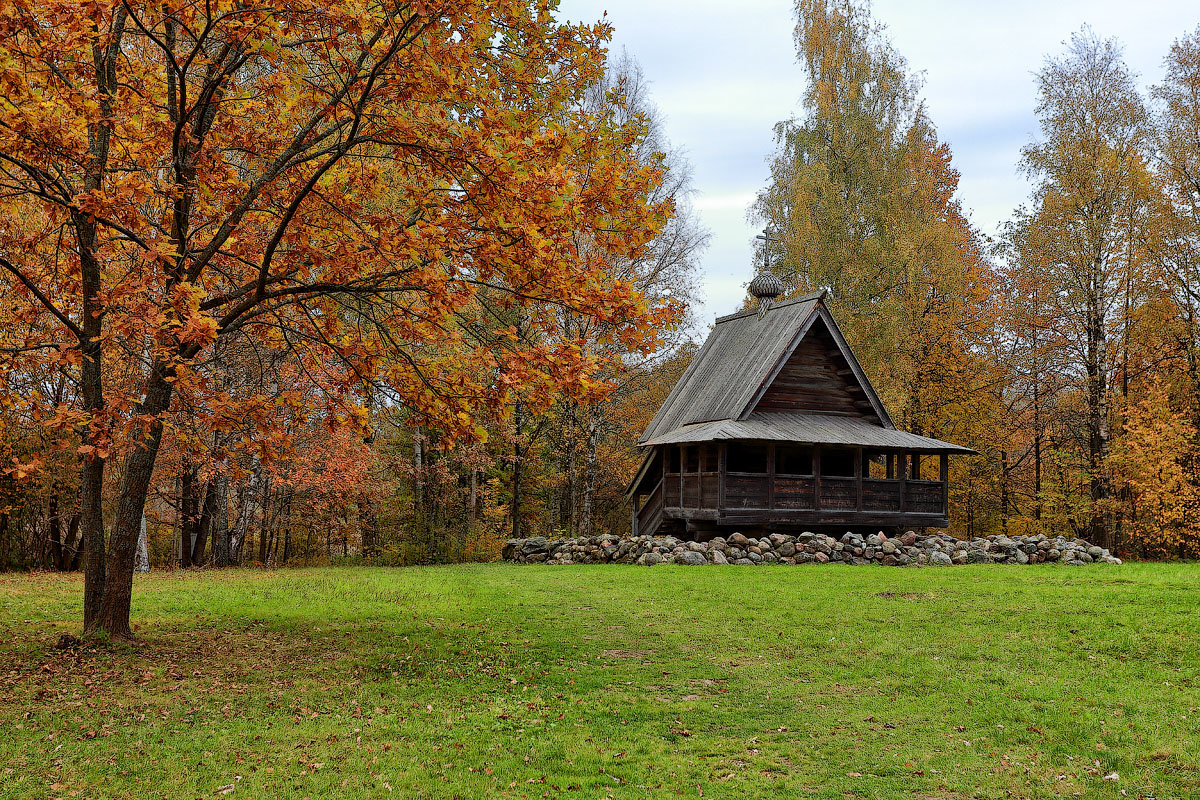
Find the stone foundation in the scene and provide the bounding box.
[503,530,1122,567]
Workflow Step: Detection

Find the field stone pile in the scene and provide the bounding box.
[502,530,1122,567]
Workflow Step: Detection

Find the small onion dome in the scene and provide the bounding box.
[749,271,786,302]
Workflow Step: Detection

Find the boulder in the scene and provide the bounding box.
[676,551,707,566]
[967,549,990,564]
[520,536,550,556]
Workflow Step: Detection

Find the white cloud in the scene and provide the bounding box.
[692,192,757,212]
[557,0,1200,326]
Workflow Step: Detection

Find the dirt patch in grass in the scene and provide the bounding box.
[601,648,654,659]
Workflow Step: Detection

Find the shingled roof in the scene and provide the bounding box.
[641,411,975,453]
[639,292,902,445]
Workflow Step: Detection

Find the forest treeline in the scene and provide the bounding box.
[754,1,1200,560]
[0,37,706,579]
[1,1,1199,626]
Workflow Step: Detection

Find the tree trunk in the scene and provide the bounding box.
[566,407,577,535]
[211,475,231,567]
[414,430,424,517]
[135,514,150,573]
[999,450,1009,535]
[512,399,523,540]
[180,465,196,568]
[281,490,292,565]
[75,8,127,634]
[358,395,379,557]
[63,513,83,571]
[47,494,64,570]
[79,318,106,626]
[190,478,217,566]
[468,470,477,526]
[1086,289,1111,549]
[229,479,251,564]
[1033,379,1042,523]
[581,409,599,538]
[258,478,272,565]
[80,450,106,630]
[0,510,8,569]
[89,362,175,640]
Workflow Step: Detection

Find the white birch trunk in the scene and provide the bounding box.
[135,513,150,573]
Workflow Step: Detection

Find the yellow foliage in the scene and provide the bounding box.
[1108,382,1200,558]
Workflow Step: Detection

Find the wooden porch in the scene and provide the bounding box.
[632,441,950,537]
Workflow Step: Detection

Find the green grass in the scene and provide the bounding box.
[1,564,1197,799]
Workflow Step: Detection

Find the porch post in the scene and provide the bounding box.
[717,443,727,512]
[898,451,908,514]
[855,447,863,512]
[812,446,822,511]
[940,453,950,516]
[679,446,685,508]
[767,444,776,510]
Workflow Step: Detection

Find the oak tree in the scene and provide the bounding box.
[0,1,674,637]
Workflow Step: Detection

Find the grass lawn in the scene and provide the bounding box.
[1,564,1197,799]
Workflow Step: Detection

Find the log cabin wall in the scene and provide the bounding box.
[753,326,879,420]
[662,444,721,510]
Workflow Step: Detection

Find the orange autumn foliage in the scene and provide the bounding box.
[0,1,679,634]
[1108,383,1200,558]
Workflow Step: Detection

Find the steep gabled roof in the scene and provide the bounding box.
[638,292,895,445]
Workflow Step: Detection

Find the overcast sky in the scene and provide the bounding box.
[556,0,1198,328]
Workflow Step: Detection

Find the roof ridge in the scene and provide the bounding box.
[714,290,825,324]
